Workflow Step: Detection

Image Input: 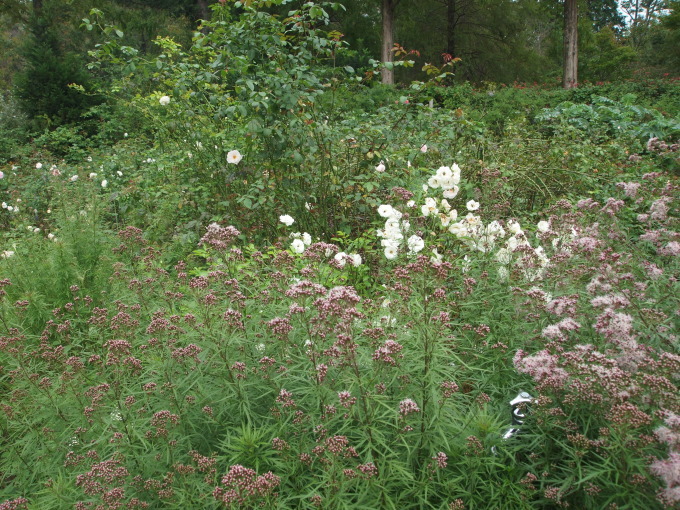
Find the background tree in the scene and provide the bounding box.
[587,0,625,30]
[620,0,670,49]
[381,0,399,84]
[638,0,680,72]
[563,0,578,88]
[14,10,102,128]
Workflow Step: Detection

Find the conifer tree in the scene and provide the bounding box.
[14,11,100,127]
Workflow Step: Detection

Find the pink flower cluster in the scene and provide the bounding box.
[372,339,404,366]
[199,223,240,252]
[212,465,280,506]
[399,398,421,417]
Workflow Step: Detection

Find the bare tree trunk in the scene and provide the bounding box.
[446,0,456,57]
[196,0,210,21]
[562,0,578,89]
[381,0,395,85]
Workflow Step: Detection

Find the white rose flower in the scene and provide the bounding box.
[466,200,480,211]
[407,235,425,253]
[159,95,171,105]
[384,219,400,233]
[439,176,456,190]
[381,238,401,249]
[427,175,441,189]
[384,246,398,260]
[334,252,347,267]
[537,220,550,233]
[421,197,438,217]
[279,215,294,226]
[464,213,481,227]
[227,150,243,164]
[378,204,396,218]
[507,220,523,235]
[290,239,305,254]
[436,166,452,179]
[451,164,461,184]
[442,187,459,199]
[486,221,505,237]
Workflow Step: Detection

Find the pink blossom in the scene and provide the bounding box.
[650,452,680,505]
[399,398,421,417]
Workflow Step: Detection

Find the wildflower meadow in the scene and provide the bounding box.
[0,1,679,509]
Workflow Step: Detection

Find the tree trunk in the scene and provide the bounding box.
[196,0,210,22]
[446,0,456,57]
[562,0,578,89]
[33,0,42,13]
[381,0,395,85]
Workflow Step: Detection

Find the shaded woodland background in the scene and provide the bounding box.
[1,0,679,130]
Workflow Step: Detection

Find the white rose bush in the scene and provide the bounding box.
[376,162,556,283]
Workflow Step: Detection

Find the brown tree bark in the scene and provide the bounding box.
[563,0,578,88]
[447,0,456,57]
[196,0,210,21]
[381,0,396,85]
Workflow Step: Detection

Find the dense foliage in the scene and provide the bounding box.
[0,1,679,509]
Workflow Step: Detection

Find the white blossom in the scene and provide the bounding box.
[279,214,295,226]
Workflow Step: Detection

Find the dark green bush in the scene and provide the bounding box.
[14,15,102,130]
